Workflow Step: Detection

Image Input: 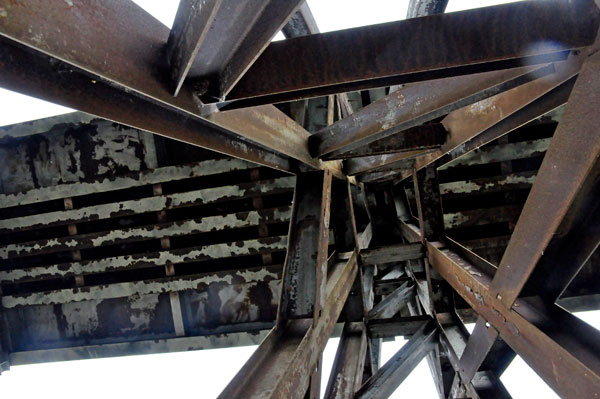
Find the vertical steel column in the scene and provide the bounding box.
[279,171,333,321]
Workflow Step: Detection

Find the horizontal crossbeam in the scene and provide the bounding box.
[222,0,599,106]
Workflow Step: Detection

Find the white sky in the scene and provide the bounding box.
[1,1,599,398]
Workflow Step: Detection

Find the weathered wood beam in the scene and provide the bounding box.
[9,330,270,365]
[166,0,223,95]
[311,65,552,158]
[355,321,438,399]
[427,240,600,399]
[489,49,600,307]
[223,0,599,106]
[0,157,251,208]
[0,236,287,288]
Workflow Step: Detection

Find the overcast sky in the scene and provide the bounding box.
[0,1,598,398]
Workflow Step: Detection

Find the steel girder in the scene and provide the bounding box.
[222,0,599,106]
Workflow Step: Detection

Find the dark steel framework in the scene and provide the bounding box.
[0,0,599,398]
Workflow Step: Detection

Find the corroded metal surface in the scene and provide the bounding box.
[227,1,599,103]
[490,49,600,307]
[311,65,552,158]
[427,239,600,399]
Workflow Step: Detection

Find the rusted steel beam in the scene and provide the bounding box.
[356,170,412,185]
[279,171,332,320]
[166,0,223,95]
[458,316,499,382]
[344,150,427,177]
[438,316,511,399]
[0,2,339,176]
[185,0,305,100]
[522,178,600,302]
[0,158,251,209]
[0,176,295,233]
[332,180,365,323]
[331,180,359,253]
[0,37,294,173]
[490,49,600,308]
[360,243,424,266]
[1,207,291,261]
[405,54,582,176]
[413,166,445,242]
[367,315,430,339]
[406,0,448,18]
[0,236,287,285]
[323,322,368,399]
[427,240,600,399]
[311,65,552,158]
[207,106,344,178]
[1,263,283,308]
[9,329,270,365]
[223,1,599,105]
[282,2,319,38]
[218,252,360,399]
[367,281,415,319]
[325,124,447,160]
[355,320,438,399]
